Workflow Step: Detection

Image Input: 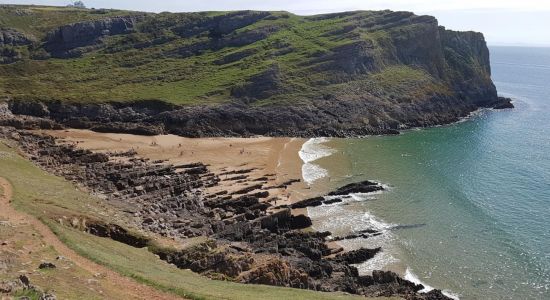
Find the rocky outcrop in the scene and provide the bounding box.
[0,28,35,46]
[328,181,384,196]
[0,102,61,129]
[168,24,281,59]
[169,11,272,38]
[0,28,35,64]
[330,247,381,265]
[44,15,144,58]
[493,97,514,109]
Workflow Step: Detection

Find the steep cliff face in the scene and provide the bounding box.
[0,6,510,137]
[440,28,496,102]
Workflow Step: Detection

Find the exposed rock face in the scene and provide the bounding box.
[168,11,272,38]
[7,96,512,138]
[0,28,35,46]
[0,102,61,129]
[0,28,35,63]
[44,15,144,58]
[493,97,514,109]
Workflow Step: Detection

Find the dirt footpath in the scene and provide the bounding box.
[0,177,182,300]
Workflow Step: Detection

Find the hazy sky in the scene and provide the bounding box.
[5,0,550,46]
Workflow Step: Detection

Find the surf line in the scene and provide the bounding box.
[298,137,336,185]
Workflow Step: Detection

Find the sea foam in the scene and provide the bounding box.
[307,191,399,272]
[405,268,460,300]
[298,138,335,184]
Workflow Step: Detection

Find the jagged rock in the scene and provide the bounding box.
[0,28,35,46]
[331,228,381,241]
[290,197,324,209]
[238,258,311,289]
[493,97,514,109]
[331,248,381,264]
[289,214,312,230]
[327,181,383,196]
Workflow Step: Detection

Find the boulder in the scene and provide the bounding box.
[38,262,56,269]
[328,181,383,196]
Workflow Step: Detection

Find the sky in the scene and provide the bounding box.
[4,0,550,46]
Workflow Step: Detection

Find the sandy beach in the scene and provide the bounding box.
[40,129,321,209]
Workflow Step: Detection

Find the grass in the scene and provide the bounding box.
[0,5,464,106]
[0,139,396,299]
[13,289,42,300]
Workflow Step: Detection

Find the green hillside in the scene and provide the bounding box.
[0,5,487,106]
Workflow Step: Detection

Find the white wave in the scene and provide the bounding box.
[361,210,393,231]
[308,192,398,273]
[349,190,384,201]
[299,138,335,184]
[301,163,329,184]
[357,249,399,273]
[320,190,382,204]
[405,268,434,293]
[298,137,335,163]
[405,268,460,300]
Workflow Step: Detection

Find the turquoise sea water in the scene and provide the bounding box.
[306,47,550,299]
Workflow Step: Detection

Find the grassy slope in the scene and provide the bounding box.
[0,5,446,106]
[0,139,394,300]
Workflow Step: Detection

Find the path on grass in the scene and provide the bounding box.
[0,177,182,300]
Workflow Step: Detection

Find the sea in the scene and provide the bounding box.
[300,46,550,300]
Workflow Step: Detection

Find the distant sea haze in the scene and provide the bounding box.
[302,46,550,299]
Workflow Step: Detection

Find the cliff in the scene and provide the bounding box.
[0,5,511,137]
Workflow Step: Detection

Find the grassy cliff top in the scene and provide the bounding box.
[0,5,489,106]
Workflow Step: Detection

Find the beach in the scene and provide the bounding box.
[41,129,328,210]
